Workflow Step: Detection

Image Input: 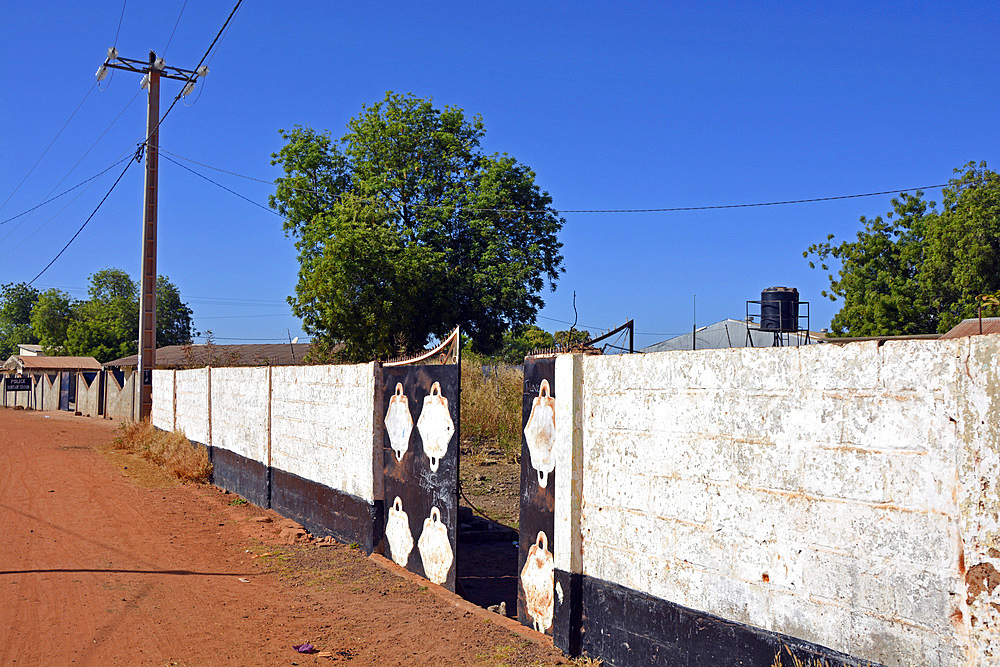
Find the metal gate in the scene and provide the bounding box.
[380,329,461,591]
[518,354,557,636]
[59,372,70,411]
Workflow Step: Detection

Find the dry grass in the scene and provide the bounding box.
[771,645,833,667]
[460,353,524,463]
[111,419,212,483]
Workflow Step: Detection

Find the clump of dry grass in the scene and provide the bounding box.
[460,352,524,463]
[111,419,212,483]
[771,646,832,667]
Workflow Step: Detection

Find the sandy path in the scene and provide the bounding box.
[0,409,562,666]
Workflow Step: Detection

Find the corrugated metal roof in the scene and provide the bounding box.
[641,319,817,353]
[103,343,313,368]
[3,355,102,372]
[940,317,1000,339]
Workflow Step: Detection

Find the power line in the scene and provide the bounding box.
[140,0,242,148]
[28,149,141,285]
[162,0,188,56]
[160,153,281,216]
[0,82,98,214]
[0,156,134,227]
[156,148,961,216]
[113,0,127,47]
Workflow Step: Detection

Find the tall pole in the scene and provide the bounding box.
[137,51,160,420]
[97,48,205,420]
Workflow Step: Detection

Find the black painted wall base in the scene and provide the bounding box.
[209,446,269,509]
[271,467,381,553]
[555,571,883,667]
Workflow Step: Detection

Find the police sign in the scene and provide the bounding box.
[5,376,31,392]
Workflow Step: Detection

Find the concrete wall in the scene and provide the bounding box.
[174,367,209,444]
[210,366,269,464]
[554,335,1000,666]
[104,370,137,420]
[76,371,101,417]
[271,363,377,503]
[151,370,175,431]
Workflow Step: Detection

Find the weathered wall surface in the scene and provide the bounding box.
[76,372,101,417]
[569,335,1000,666]
[151,370,174,431]
[956,335,1000,665]
[209,367,269,464]
[173,368,209,445]
[270,363,376,503]
[104,370,137,420]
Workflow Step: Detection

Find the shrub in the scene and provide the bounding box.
[460,351,523,462]
[112,419,212,483]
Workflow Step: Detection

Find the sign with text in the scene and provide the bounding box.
[5,376,32,392]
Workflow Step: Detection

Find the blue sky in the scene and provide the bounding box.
[2,2,998,349]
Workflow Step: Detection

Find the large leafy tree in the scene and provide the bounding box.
[806,161,1000,335]
[270,92,565,361]
[27,268,193,362]
[0,282,40,358]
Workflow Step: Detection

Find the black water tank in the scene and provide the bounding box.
[760,286,799,332]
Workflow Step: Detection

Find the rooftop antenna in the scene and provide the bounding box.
[287,329,298,362]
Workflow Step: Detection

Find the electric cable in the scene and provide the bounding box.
[0,89,142,244]
[140,0,242,148]
[0,82,98,214]
[154,149,969,216]
[160,153,281,217]
[27,148,141,285]
[0,156,134,227]
[162,0,188,56]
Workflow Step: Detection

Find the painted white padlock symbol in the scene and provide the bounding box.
[385,496,413,567]
[520,530,554,633]
[417,506,453,585]
[384,383,413,462]
[416,381,454,472]
[523,379,556,488]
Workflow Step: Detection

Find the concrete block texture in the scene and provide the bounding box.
[210,367,269,464]
[270,363,376,503]
[573,335,1000,666]
[174,368,209,444]
[151,370,174,431]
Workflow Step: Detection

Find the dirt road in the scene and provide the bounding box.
[0,409,564,666]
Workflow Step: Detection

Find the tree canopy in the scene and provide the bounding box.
[270,92,565,361]
[0,282,40,358]
[806,161,1000,336]
[13,268,194,362]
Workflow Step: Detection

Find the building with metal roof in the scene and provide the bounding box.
[2,355,102,374]
[641,318,818,353]
[103,342,313,369]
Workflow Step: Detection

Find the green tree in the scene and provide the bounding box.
[554,328,591,347]
[30,289,73,354]
[270,92,565,361]
[0,282,40,358]
[499,324,556,362]
[27,268,193,363]
[806,161,1000,335]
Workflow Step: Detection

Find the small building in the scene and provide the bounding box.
[2,354,102,412]
[641,318,819,353]
[17,344,46,356]
[103,342,313,369]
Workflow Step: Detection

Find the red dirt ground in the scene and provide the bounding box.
[0,409,566,666]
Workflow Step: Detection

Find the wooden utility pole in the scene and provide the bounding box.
[138,51,160,419]
[97,48,205,419]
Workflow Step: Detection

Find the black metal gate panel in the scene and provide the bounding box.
[518,356,556,635]
[381,363,460,591]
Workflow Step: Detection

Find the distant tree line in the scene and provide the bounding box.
[0,268,193,363]
[807,161,1000,335]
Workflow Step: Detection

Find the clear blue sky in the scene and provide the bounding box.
[2,2,998,349]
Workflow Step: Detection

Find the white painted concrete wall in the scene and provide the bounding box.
[173,368,209,444]
[151,369,174,431]
[572,335,1000,667]
[270,363,376,503]
[210,367,269,464]
[157,363,377,503]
